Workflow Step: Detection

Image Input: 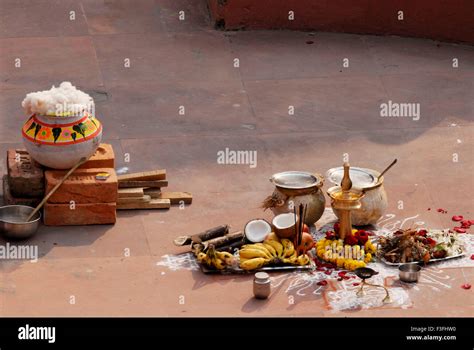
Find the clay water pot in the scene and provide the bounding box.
[22,112,102,169]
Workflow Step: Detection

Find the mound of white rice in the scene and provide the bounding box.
[22,82,94,116]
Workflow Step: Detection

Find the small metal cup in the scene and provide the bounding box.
[399,264,421,283]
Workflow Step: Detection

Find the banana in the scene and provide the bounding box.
[213,257,226,270]
[262,242,277,257]
[217,251,234,265]
[265,232,279,241]
[281,239,295,258]
[197,252,207,263]
[239,248,271,260]
[242,244,273,258]
[204,254,213,267]
[283,253,298,265]
[253,243,273,256]
[265,239,284,258]
[240,257,267,271]
[297,254,310,266]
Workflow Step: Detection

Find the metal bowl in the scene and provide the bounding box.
[399,263,421,283]
[0,205,41,240]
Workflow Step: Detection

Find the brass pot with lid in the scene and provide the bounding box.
[326,167,388,226]
[262,171,326,225]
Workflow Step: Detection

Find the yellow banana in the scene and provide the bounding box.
[281,239,295,258]
[242,244,272,258]
[240,257,267,271]
[213,257,226,270]
[239,248,270,260]
[297,254,310,266]
[197,252,207,263]
[217,251,234,265]
[204,254,213,267]
[284,253,298,265]
[253,243,273,256]
[265,239,284,258]
[262,242,277,257]
[265,232,279,241]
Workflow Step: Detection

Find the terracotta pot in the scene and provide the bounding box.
[326,167,388,226]
[22,112,102,169]
[264,171,326,225]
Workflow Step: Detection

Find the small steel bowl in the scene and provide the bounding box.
[399,264,421,283]
[0,205,41,240]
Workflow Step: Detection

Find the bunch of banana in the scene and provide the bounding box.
[239,234,312,271]
[197,244,235,270]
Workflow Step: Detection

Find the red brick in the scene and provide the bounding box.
[45,168,118,204]
[2,175,41,207]
[79,143,115,169]
[7,149,44,198]
[43,202,116,226]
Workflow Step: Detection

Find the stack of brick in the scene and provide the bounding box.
[3,149,44,207]
[43,144,118,226]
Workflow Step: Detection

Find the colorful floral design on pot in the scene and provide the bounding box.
[22,112,102,169]
[326,166,388,226]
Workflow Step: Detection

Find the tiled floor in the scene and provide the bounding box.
[0,0,473,316]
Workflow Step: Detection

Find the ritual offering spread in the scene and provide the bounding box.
[180,158,469,300]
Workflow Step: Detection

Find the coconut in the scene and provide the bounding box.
[272,213,298,239]
[244,219,272,243]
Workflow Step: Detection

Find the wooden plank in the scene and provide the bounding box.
[159,191,193,204]
[117,195,151,205]
[117,170,166,182]
[117,199,171,210]
[118,180,168,188]
[118,188,144,198]
[143,187,161,199]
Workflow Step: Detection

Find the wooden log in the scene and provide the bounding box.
[143,187,161,199]
[118,188,145,198]
[192,231,244,254]
[117,170,166,182]
[117,198,170,210]
[118,180,168,188]
[159,191,192,204]
[174,224,229,246]
[216,240,245,253]
[117,195,151,204]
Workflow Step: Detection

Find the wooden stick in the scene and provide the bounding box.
[118,180,168,188]
[117,199,170,210]
[143,188,161,199]
[117,195,151,204]
[118,188,145,198]
[159,191,192,204]
[26,157,88,222]
[117,169,166,182]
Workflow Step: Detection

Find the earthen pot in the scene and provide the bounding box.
[22,112,102,169]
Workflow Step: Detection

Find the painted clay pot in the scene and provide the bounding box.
[22,112,102,169]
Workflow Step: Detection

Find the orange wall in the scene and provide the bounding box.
[208,0,474,44]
